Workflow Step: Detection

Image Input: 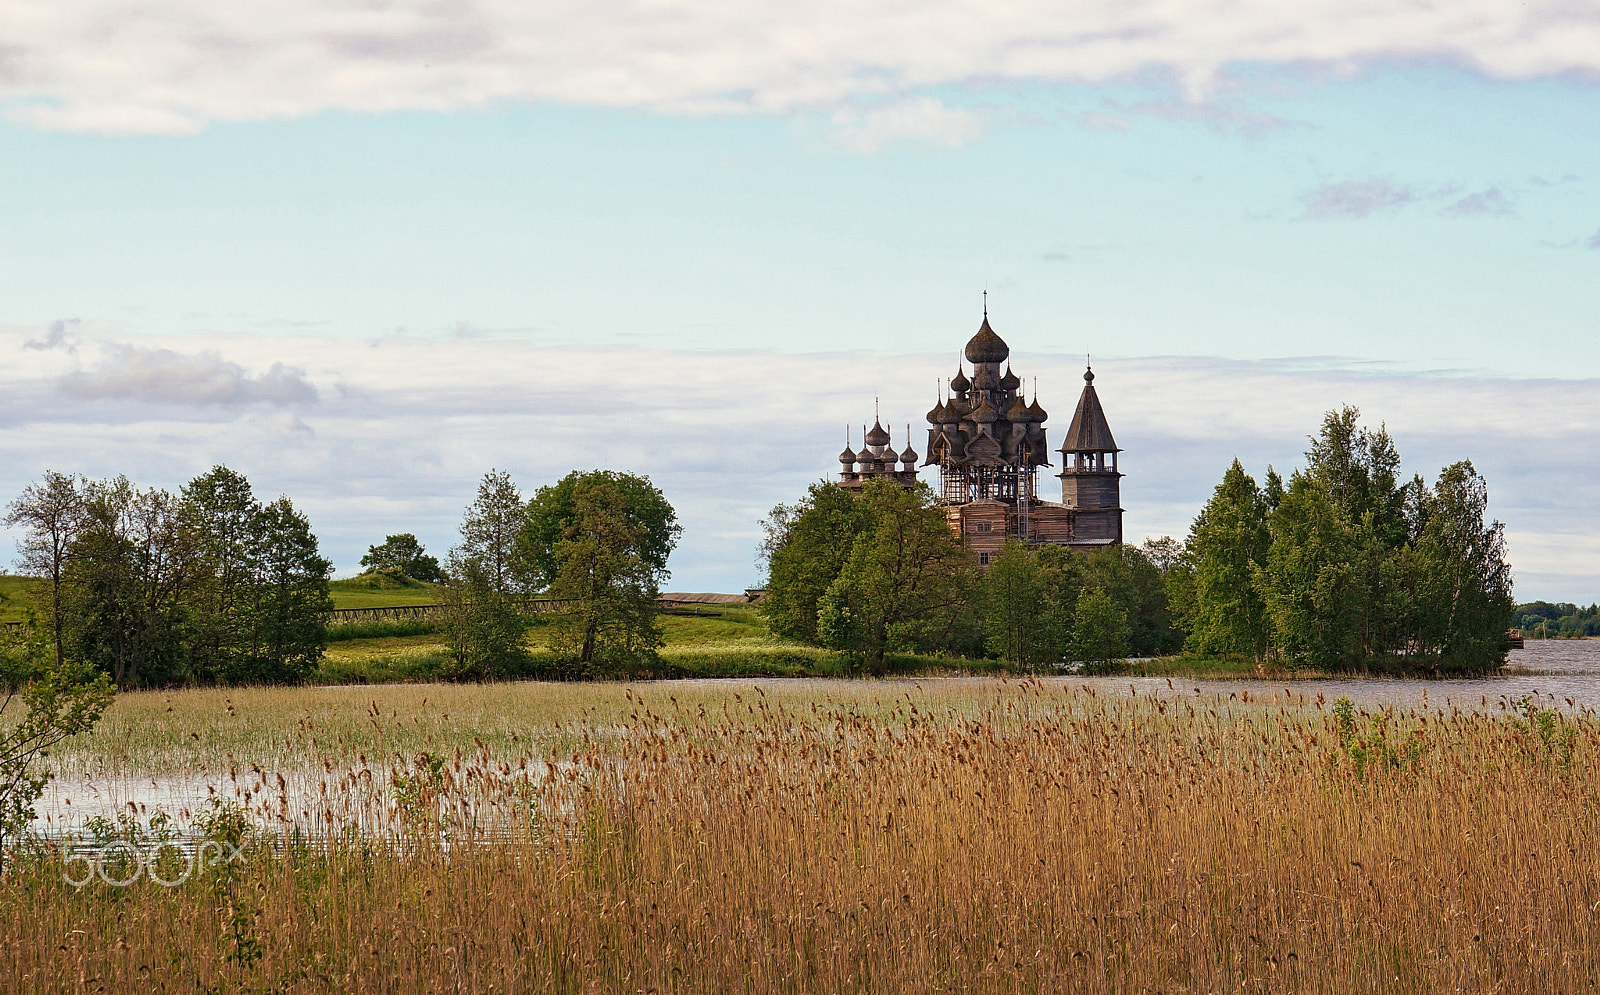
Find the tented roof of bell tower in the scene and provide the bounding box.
[1059,367,1119,453]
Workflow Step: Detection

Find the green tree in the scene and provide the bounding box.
[517,470,680,592]
[0,648,115,868]
[1305,406,1405,545]
[759,482,875,644]
[4,471,92,667]
[360,533,442,582]
[62,480,195,688]
[181,467,331,685]
[245,498,333,684]
[1304,408,1409,658]
[1072,587,1130,673]
[1151,538,1198,648]
[1180,459,1272,660]
[1082,544,1177,656]
[458,470,527,594]
[1182,408,1515,673]
[1256,473,1368,668]
[980,539,1068,671]
[547,478,666,676]
[181,467,261,682]
[1410,461,1514,671]
[437,552,529,680]
[816,480,977,674]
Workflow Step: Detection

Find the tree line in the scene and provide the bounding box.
[2,466,680,688]
[3,467,331,688]
[1169,407,1513,672]
[759,478,1180,674]
[1512,602,1600,639]
[761,406,1514,674]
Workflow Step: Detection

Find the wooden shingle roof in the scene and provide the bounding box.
[1059,367,1119,453]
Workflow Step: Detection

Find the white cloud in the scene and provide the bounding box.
[2,1,1599,134]
[3,325,1598,602]
[57,342,318,406]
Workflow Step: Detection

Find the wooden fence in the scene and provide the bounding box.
[2,597,726,635]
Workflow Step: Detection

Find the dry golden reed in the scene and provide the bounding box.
[4,678,1599,993]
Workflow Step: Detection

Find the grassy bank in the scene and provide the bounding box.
[9,680,1598,992]
[317,606,1007,683]
[3,572,438,623]
[0,573,38,624]
[326,572,439,609]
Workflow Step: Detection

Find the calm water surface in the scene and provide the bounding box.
[1068,638,1600,712]
[32,640,1600,834]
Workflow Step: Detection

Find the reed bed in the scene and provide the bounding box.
[6,679,1600,993]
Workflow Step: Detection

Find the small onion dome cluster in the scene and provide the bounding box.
[842,418,919,471]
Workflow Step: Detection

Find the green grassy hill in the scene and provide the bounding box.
[0,574,41,624]
[317,602,1001,684]
[5,571,440,623]
[328,572,441,609]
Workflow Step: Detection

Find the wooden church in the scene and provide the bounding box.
[836,308,1123,564]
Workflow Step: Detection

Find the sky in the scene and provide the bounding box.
[2,1,1598,603]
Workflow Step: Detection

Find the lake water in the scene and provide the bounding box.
[1070,638,1600,713]
[30,640,1600,837]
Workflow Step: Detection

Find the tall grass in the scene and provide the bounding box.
[325,618,437,642]
[6,680,1599,992]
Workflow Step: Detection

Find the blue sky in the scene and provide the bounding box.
[2,2,1598,601]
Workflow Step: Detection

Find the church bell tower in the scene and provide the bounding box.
[1056,365,1123,545]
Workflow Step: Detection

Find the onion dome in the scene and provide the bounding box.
[999,366,1021,391]
[964,316,1010,364]
[838,445,857,465]
[864,419,891,448]
[926,398,946,424]
[900,443,919,465]
[1006,395,1031,421]
[970,396,999,423]
[971,366,998,391]
[1027,397,1048,421]
[949,368,971,394]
